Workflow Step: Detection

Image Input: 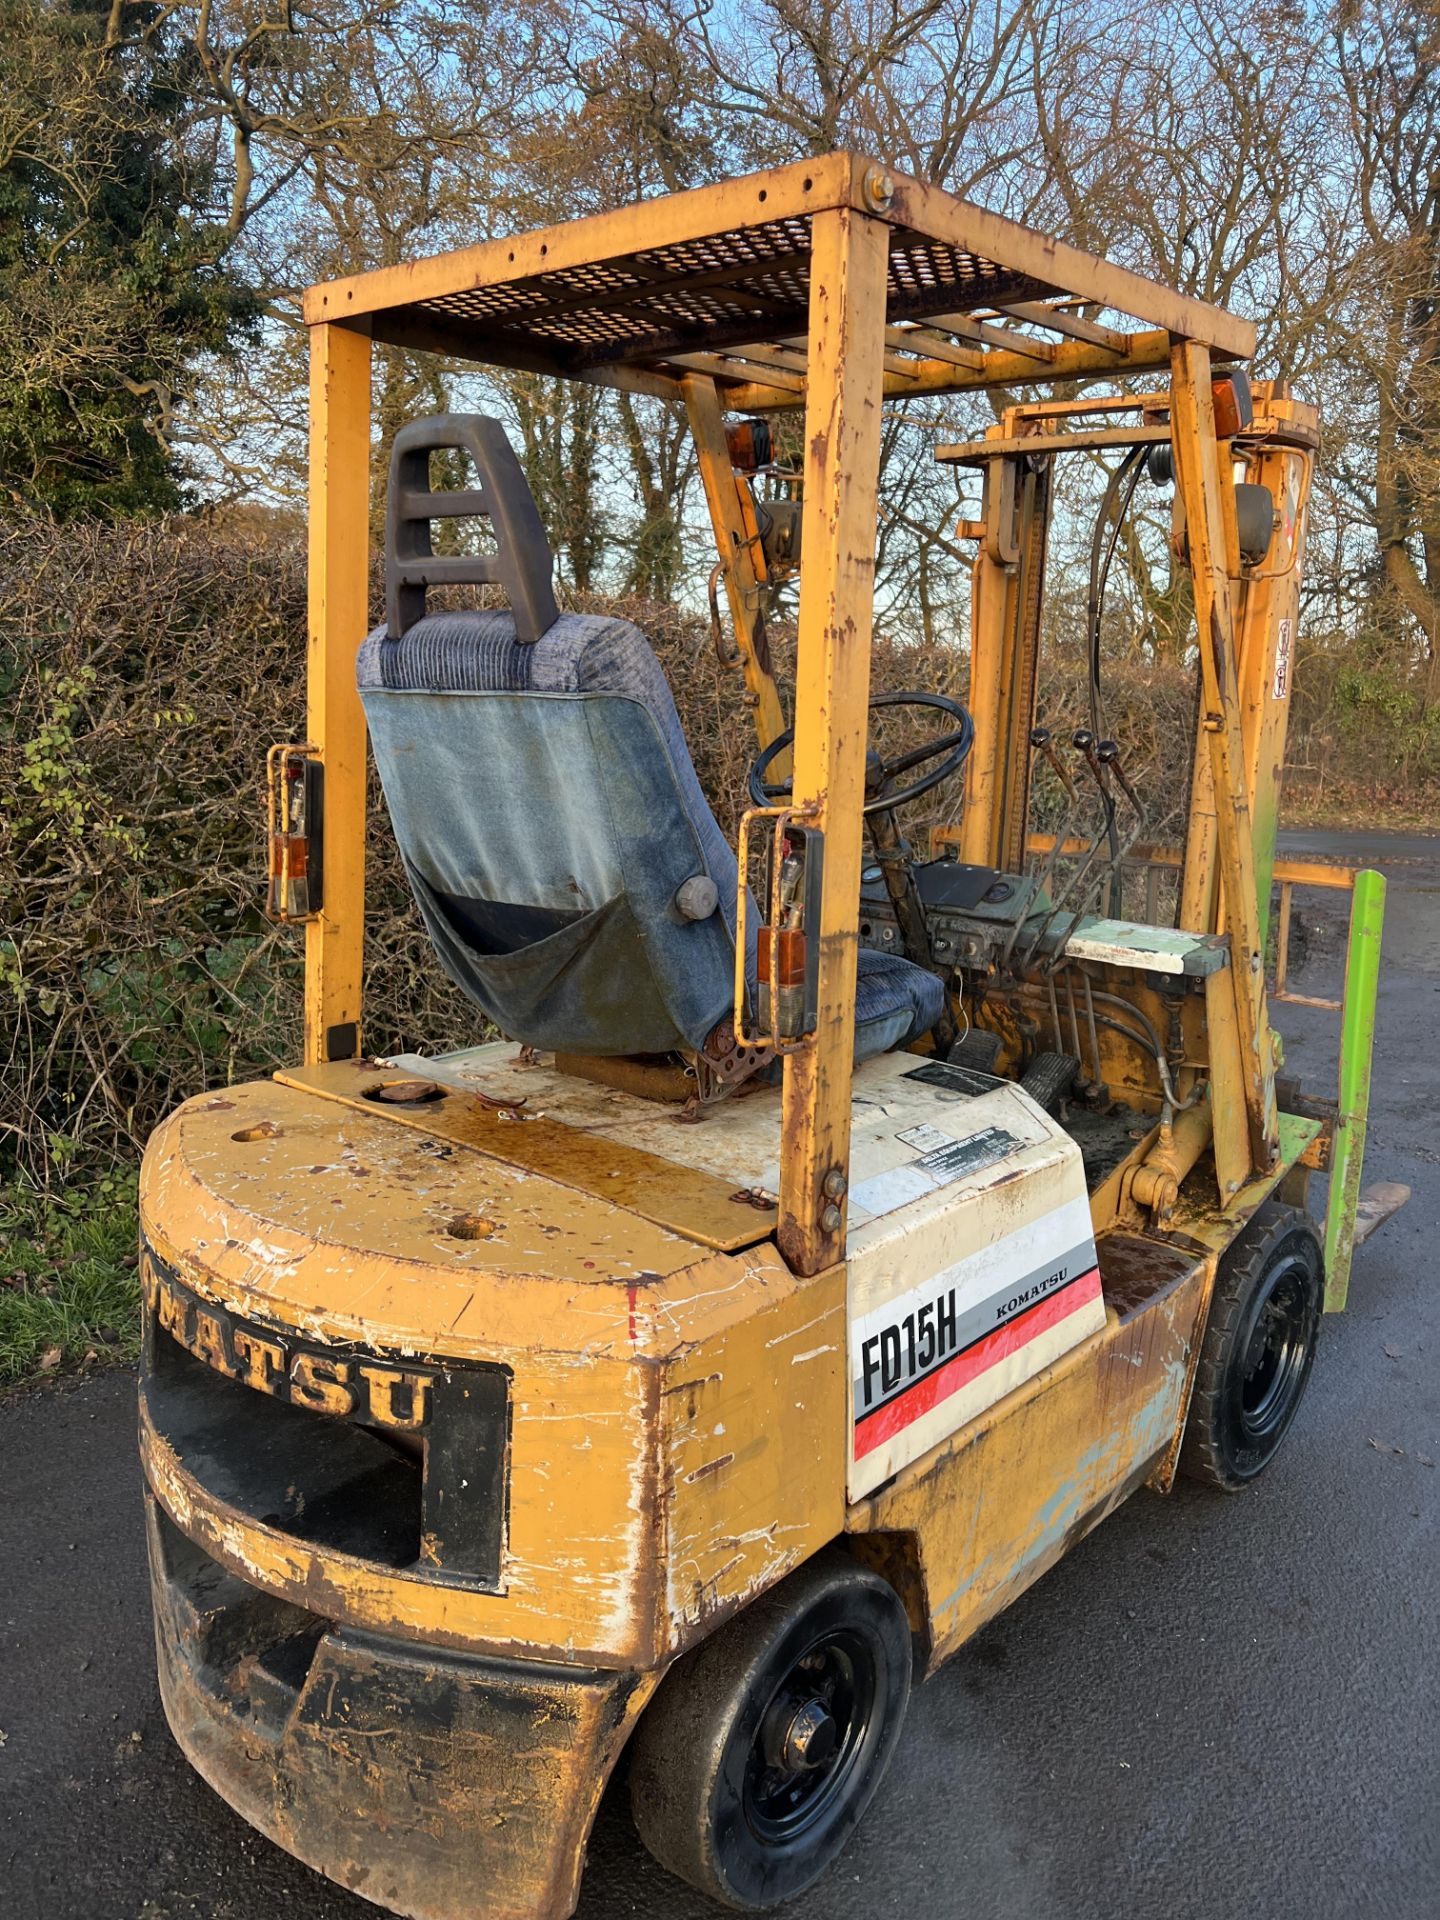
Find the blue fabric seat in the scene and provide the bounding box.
[358,411,942,1069]
[360,606,944,1062]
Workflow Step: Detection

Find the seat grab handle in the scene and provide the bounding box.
[385,414,560,643]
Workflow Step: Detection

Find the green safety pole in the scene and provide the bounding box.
[1323,868,1386,1311]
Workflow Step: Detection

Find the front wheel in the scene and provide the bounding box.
[628,1551,913,1910]
[1180,1201,1323,1490]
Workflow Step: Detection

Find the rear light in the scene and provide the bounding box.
[266,744,323,921]
[757,924,807,987]
[725,417,773,472]
[753,828,823,1041]
[734,810,824,1050]
[1211,369,1254,439]
[755,921,810,1040]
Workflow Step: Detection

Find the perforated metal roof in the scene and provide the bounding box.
[305,155,1254,408]
[401,218,1047,371]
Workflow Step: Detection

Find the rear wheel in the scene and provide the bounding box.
[628,1552,912,1910]
[1180,1202,1323,1490]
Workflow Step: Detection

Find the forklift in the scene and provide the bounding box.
[138,155,1404,1919]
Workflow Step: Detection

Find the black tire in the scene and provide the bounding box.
[1020,1050,1079,1113]
[1179,1202,1323,1491]
[628,1551,912,1911]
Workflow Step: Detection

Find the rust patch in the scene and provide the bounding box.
[475,1091,530,1119]
[662,1372,723,1397]
[366,1078,444,1106]
[1098,1232,1202,1319]
[231,1121,281,1142]
[1158,1222,1226,1258]
[446,1213,498,1241]
[684,1452,735,1485]
[729,1187,778,1212]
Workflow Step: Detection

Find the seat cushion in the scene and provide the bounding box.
[360,610,744,1053]
[854,948,946,1059]
[360,608,943,1063]
[359,607,741,953]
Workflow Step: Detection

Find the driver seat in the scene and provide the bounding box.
[359,415,944,1066]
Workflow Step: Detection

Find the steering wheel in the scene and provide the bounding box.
[747,689,974,815]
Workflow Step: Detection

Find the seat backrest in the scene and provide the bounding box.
[359,415,745,1058]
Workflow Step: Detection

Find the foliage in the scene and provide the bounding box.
[0,0,257,517]
[0,510,1432,1384]
[1,511,305,1181]
[0,510,1308,1190]
[1282,623,1440,814]
[0,1171,141,1387]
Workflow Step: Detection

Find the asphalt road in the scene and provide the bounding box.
[4,833,1438,1920]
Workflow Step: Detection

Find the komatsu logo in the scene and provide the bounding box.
[140,1241,433,1429]
[857,1261,1074,1416]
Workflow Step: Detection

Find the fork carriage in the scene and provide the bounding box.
[139,154,1396,1918]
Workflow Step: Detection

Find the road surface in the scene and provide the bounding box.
[3,833,1437,1920]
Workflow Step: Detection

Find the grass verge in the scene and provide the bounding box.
[0,1174,141,1390]
[1282,785,1440,834]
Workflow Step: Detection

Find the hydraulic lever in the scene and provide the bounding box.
[1001,727,1078,968]
[1098,737,1145,822]
[1074,727,1120,916]
[1015,729,1147,972]
[1092,736,1149,922]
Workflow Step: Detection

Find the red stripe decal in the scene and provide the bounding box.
[853,1266,1102,1460]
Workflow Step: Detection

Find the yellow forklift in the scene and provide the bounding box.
[138,155,1403,1919]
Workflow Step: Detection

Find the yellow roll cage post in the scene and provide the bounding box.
[299,152,1308,1273]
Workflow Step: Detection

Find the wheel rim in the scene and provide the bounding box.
[740,1627,880,1846]
[1234,1252,1315,1445]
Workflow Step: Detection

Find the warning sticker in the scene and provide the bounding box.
[849,1125,1021,1221]
[1273,617,1293,700]
[895,1122,955,1154]
[915,1127,1018,1183]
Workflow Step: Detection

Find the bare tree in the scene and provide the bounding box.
[1333,0,1440,673]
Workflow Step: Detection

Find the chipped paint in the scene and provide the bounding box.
[152,169,1317,1920]
[848,1241,1209,1671]
[142,1076,844,1672]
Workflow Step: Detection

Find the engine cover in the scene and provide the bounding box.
[844,1060,1105,1500]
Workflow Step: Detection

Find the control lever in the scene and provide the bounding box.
[1001,727,1078,967]
[1073,727,1107,789]
[1075,729,1121,915]
[1095,737,1148,919]
[1032,724,1078,798]
[1021,725,1136,967]
[1098,738,1145,822]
